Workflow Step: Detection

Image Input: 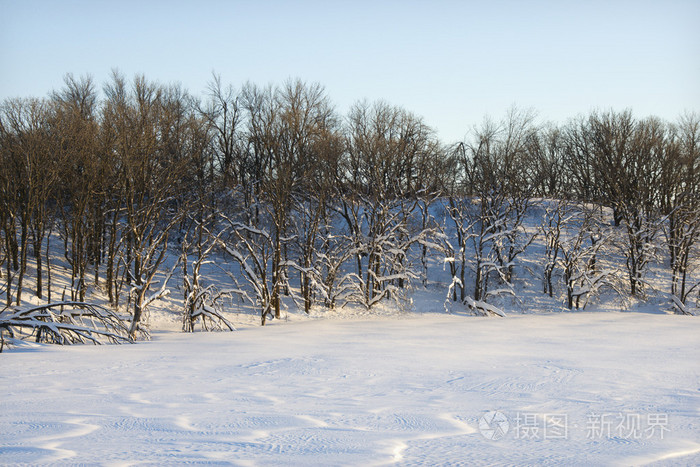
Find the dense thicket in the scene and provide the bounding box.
[1,73,698,330]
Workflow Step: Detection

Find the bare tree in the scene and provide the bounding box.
[560,206,620,309]
[530,124,566,198]
[316,216,356,309]
[540,199,569,297]
[446,109,539,315]
[0,97,58,305]
[286,87,343,314]
[661,113,700,313]
[179,211,236,332]
[587,110,664,296]
[240,79,338,318]
[341,101,441,309]
[52,74,101,302]
[102,73,192,338]
[561,116,600,203]
[539,200,620,309]
[200,73,243,193]
[219,210,280,325]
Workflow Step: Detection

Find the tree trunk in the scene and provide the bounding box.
[474,261,482,301]
[9,219,19,271]
[46,231,52,303]
[5,242,11,307]
[565,268,573,309]
[15,219,29,305]
[32,217,45,299]
[129,291,145,339]
[35,236,43,299]
[273,229,281,319]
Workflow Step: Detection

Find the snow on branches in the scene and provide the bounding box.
[539,201,623,310]
[179,215,237,332]
[443,193,533,317]
[0,302,135,350]
[337,195,436,310]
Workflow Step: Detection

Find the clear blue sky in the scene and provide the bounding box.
[1,0,698,143]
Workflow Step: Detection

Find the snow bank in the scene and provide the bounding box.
[2,312,699,465]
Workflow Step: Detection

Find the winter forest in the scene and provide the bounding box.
[1,72,699,345]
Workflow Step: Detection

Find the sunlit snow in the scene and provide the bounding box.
[2,311,699,465]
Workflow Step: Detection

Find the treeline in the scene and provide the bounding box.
[1,73,698,333]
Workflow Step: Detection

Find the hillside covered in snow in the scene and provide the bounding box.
[1,75,699,464]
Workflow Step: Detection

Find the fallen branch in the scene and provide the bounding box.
[0,302,137,348]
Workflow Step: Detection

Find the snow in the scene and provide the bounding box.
[2,311,699,465]
[2,199,700,464]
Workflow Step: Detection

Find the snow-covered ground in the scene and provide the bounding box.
[3,200,699,465]
[2,310,699,466]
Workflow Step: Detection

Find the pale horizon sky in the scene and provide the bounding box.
[1,0,698,143]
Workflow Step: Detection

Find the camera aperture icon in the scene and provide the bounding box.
[479,410,510,440]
